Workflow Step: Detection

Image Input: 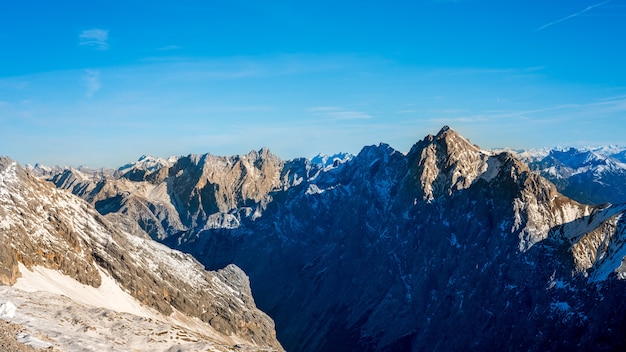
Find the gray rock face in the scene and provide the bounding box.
[0,156,283,351]
[43,127,626,351]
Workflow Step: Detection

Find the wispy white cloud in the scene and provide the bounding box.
[0,79,29,91]
[428,95,626,128]
[82,70,102,97]
[328,111,373,120]
[187,105,274,114]
[137,53,382,81]
[308,106,342,112]
[428,108,466,114]
[157,45,181,51]
[429,66,545,77]
[537,0,612,31]
[309,106,373,120]
[79,29,109,50]
[428,104,579,124]
[586,94,626,113]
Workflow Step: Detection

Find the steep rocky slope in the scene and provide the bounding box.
[45,126,626,351]
[0,157,282,351]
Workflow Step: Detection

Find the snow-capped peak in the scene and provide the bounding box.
[492,147,551,163]
[310,152,353,168]
[118,154,178,174]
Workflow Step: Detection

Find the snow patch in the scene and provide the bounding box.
[203,212,240,229]
[306,184,324,195]
[16,332,52,349]
[0,301,16,318]
[479,156,501,182]
[589,213,626,282]
[310,153,353,169]
[14,263,152,318]
[0,161,17,200]
[0,285,249,352]
[118,154,177,174]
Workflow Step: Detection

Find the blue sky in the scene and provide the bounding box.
[1,0,625,167]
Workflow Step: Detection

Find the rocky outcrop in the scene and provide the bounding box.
[404,125,491,201]
[166,148,284,229]
[0,156,283,351]
[0,158,102,287]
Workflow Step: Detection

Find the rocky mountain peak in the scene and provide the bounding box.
[354,143,398,166]
[164,148,285,230]
[0,156,14,172]
[436,124,452,134]
[117,155,174,184]
[405,126,489,201]
[249,146,273,159]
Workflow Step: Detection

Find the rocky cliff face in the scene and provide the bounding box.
[44,126,626,351]
[0,157,283,351]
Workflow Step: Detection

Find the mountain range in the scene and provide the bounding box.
[10,126,623,351]
[0,156,283,351]
[524,147,626,205]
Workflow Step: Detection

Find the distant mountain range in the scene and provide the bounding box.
[490,146,626,205]
[526,147,626,205]
[16,126,626,351]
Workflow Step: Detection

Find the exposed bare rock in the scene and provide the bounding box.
[46,149,287,242]
[0,156,283,351]
[166,148,284,229]
[0,158,102,287]
[49,167,186,241]
[405,125,491,201]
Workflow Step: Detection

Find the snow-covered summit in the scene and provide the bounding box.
[310,152,353,168]
[117,154,178,174]
[504,145,626,164]
[492,147,551,163]
[588,144,626,158]
[547,148,626,173]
